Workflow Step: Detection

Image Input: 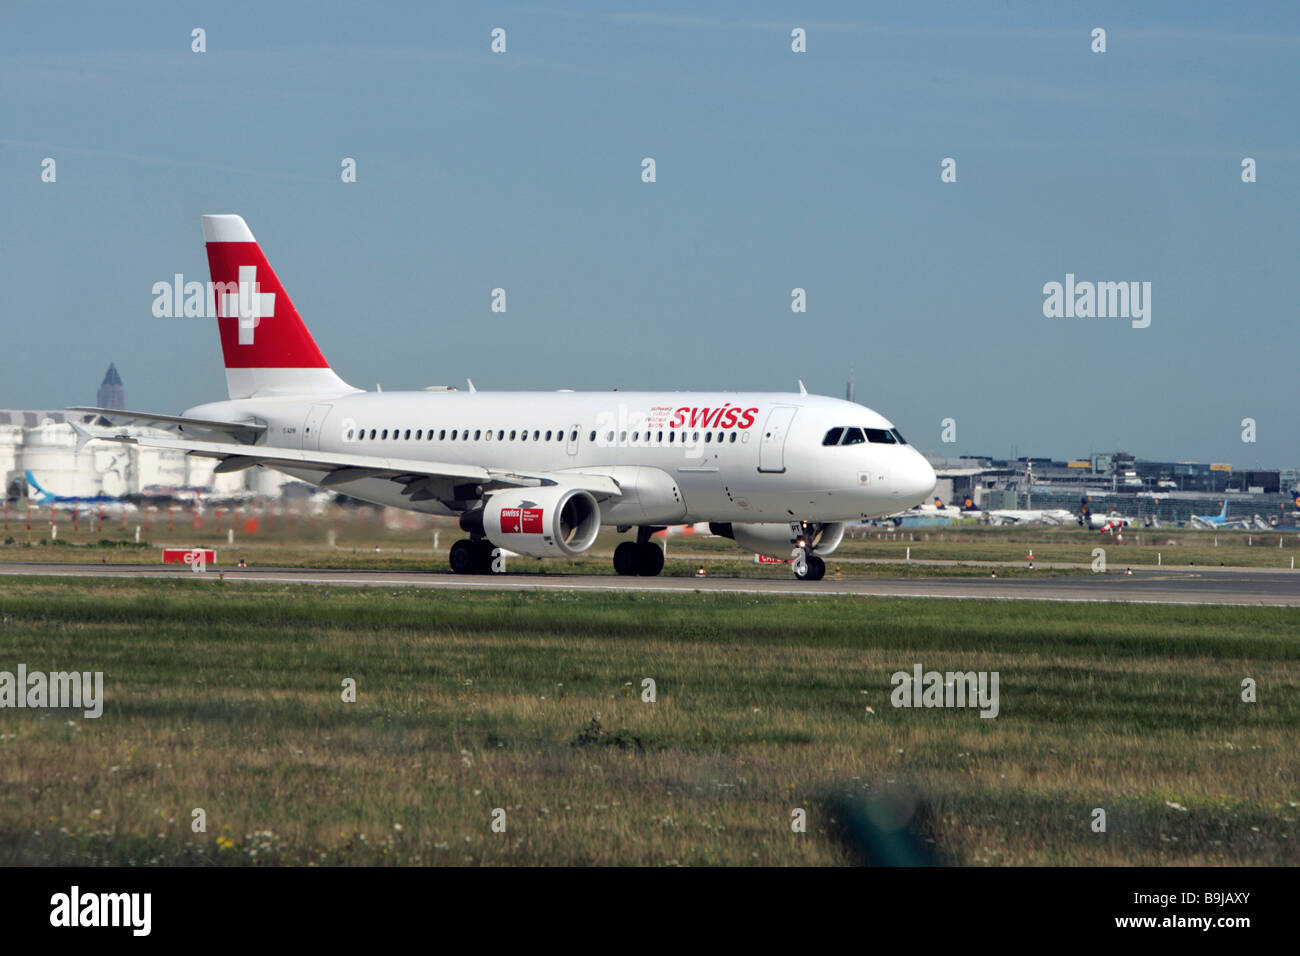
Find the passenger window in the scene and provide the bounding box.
[588,430,595,442]
[729,432,737,443]
[381,429,388,440]
[450,430,457,440]
[704,432,712,443]
[865,428,896,444]
[474,429,481,440]
[823,427,843,446]
[346,429,354,440]
[439,430,446,440]
[370,429,376,440]
[570,429,577,442]
[841,427,866,445]
[533,430,540,441]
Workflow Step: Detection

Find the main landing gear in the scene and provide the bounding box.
[613,526,665,576]
[449,538,498,574]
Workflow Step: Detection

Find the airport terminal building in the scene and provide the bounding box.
[928,451,1300,527]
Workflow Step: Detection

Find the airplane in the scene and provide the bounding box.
[885,496,979,527]
[1084,510,1134,531]
[24,470,137,513]
[69,213,936,581]
[981,508,1075,526]
[1189,500,1252,530]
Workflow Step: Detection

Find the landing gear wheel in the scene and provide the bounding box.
[613,541,639,576]
[451,539,496,574]
[449,539,475,574]
[793,552,825,581]
[635,542,664,576]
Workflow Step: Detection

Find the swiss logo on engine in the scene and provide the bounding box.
[500,507,544,534]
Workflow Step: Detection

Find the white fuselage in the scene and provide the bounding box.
[185,389,936,524]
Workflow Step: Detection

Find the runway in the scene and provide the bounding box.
[2,561,1298,606]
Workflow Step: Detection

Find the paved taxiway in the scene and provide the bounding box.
[1,562,1297,606]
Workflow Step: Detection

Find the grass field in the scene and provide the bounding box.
[1,576,1296,866]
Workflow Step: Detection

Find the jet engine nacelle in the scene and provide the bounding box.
[462,487,601,558]
[709,521,846,559]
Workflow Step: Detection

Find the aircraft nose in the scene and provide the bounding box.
[898,450,936,504]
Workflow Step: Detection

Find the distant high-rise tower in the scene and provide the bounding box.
[845,366,855,403]
[97,363,125,410]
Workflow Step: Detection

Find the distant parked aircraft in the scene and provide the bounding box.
[1190,501,1236,529]
[24,471,136,513]
[982,508,1075,526]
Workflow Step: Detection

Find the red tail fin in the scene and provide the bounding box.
[202,215,355,399]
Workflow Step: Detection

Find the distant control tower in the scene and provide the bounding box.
[97,363,125,410]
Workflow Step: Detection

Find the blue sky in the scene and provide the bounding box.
[2,1,1297,466]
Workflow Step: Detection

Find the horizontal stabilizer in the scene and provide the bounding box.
[67,407,267,443]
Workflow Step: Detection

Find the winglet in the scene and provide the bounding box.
[797,380,807,396]
[69,420,99,454]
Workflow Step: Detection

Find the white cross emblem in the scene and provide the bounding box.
[220,265,276,345]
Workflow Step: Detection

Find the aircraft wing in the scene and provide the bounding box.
[67,406,267,443]
[78,426,623,500]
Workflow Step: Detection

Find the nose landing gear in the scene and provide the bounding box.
[792,548,826,581]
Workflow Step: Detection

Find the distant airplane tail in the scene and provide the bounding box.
[25,470,53,503]
[1218,500,1229,520]
[202,214,358,400]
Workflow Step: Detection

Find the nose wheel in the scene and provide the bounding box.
[793,549,825,581]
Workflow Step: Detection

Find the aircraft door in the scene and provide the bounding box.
[757,406,797,473]
[302,404,332,451]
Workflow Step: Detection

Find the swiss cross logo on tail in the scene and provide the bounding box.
[217,265,276,344]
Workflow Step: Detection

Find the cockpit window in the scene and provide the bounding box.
[890,428,907,445]
[841,427,866,445]
[865,428,896,444]
[822,427,844,446]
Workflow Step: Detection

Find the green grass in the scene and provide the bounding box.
[0,577,1296,865]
